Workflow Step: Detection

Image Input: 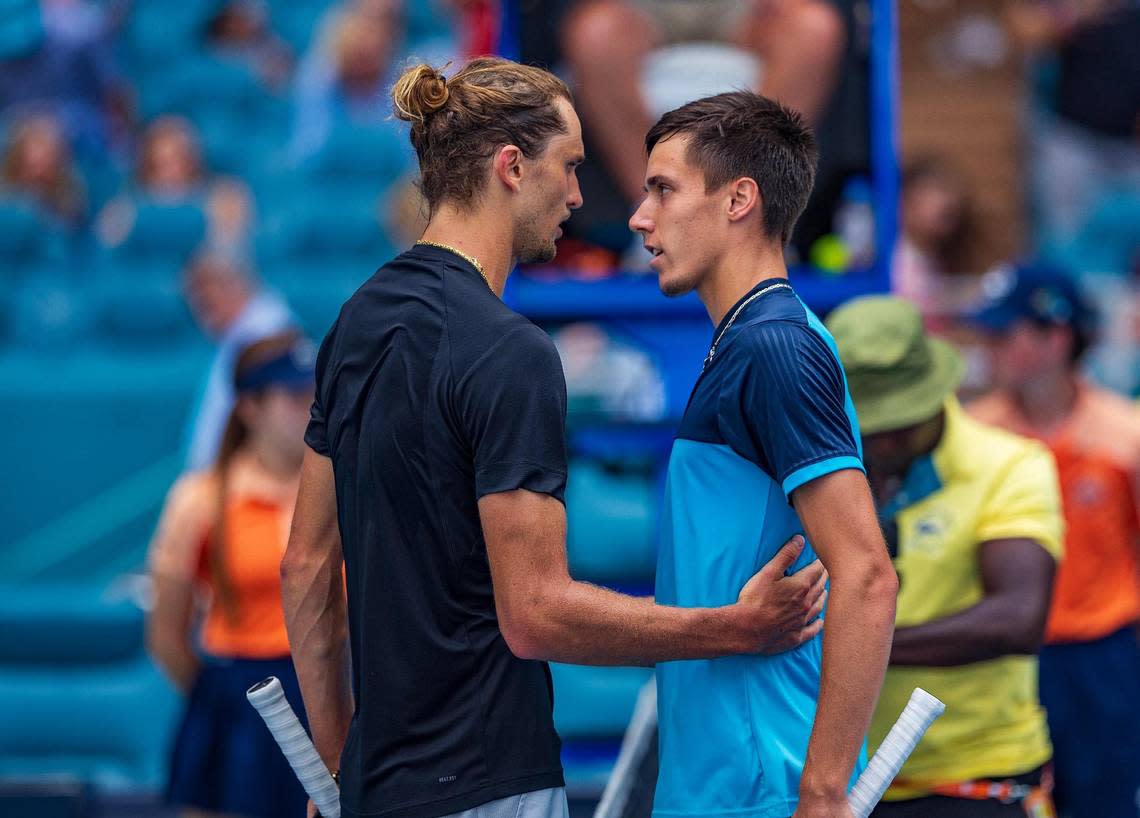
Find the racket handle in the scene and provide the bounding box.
[247,676,341,818]
[847,688,945,818]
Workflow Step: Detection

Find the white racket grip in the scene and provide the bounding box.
[247,676,341,818]
[847,688,945,818]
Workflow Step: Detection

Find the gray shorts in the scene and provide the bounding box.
[440,787,569,818]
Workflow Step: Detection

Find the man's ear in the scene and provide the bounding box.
[726,176,761,223]
[493,144,525,193]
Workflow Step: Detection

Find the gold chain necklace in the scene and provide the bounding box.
[704,280,792,370]
[415,240,494,294]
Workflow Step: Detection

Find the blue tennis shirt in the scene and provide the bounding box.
[654,278,867,818]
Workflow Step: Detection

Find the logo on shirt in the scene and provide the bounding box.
[438,775,457,784]
[909,509,954,555]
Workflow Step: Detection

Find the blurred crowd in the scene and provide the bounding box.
[0,0,454,353]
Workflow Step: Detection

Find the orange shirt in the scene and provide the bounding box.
[148,452,299,658]
[970,384,1140,643]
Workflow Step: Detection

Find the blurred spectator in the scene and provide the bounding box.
[561,0,846,206]
[96,116,253,258]
[967,262,1140,818]
[181,250,294,472]
[288,5,402,164]
[204,0,294,92]
[147,333,313,818]
[1,112,86,228]
[828,296,1062,818]
[1007,0,1140,250]
[892,156,974,323]
[0,0,128,157]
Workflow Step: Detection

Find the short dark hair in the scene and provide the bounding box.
[645,91,818,245]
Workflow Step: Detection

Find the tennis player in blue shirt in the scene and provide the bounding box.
[630,92,898,818]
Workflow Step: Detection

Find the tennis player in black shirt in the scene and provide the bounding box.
[281,57,828,818]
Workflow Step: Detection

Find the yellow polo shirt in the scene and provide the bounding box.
[869,398,1064,798]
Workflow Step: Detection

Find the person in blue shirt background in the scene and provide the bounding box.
[630,91,898,818]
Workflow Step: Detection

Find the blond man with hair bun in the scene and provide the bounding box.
[283,57,828,818]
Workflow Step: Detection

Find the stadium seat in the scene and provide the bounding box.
[303,122,413,201]
[268,0,331,53]
[405,0,456,45]
[0,0,43,60]
[270,267,368,338]
[552,663,652,740]
[89,277,196,349]
[9,280,91,352]
[118,0,213,73]
[139,54,289,179]
[0,584,180,793]
[0,198,70,283]
[281,200,393,259]
[566,460,657,585]
[105,199,207,273]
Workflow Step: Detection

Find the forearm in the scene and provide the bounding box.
[800,571,896,800]
[282,551,353,768]
[891,595,1042,666]
[149,631,200,693]
[514,579,746,666]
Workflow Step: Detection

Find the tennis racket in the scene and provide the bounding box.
[247,676,341,818]
[847,687,945,818]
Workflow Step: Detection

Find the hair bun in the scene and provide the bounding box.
[392,64,450,123]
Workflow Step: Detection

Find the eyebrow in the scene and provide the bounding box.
[644,174,677,192]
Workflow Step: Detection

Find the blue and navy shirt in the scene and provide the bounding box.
[655,278,866,818]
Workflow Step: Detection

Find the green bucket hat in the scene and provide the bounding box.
[826,295,964,435]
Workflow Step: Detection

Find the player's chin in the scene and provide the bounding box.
[522,240,558,265]
[657,266,692,298]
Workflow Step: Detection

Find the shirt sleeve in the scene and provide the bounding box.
[304,322,336,457]
[147,473,214,582]
[976,443,1065,560]
[455,324,569,503]
[722,322,864,499]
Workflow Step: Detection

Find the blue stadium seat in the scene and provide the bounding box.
[118,0,213,72]
[405,0,456,45]
[0,584,180,792]
[551,664,652,740]
[9,281,91,352]
[269,267,368,339]
[269,1,329,53]
[139,54,289,179]
[0,0,42,60]
[104,199,207,275]
[90,277,196,349]
[304,122,413,201]
[0,198,70,283]
[566,460,657,585]
[259,194,397,268]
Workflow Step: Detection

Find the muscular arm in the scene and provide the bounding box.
[281,448,354,770]
[890,538,1055,666]
[479,489,828,667]
[792,469,898,810]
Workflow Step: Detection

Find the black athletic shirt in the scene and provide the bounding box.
[305,244,567,818]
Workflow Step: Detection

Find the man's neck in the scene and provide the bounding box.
[867,413,946,503]
[697,239,789,327]
[420,202,514,296]
[1011,368,1079,432]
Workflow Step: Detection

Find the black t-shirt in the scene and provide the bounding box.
[306,244,567,818]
